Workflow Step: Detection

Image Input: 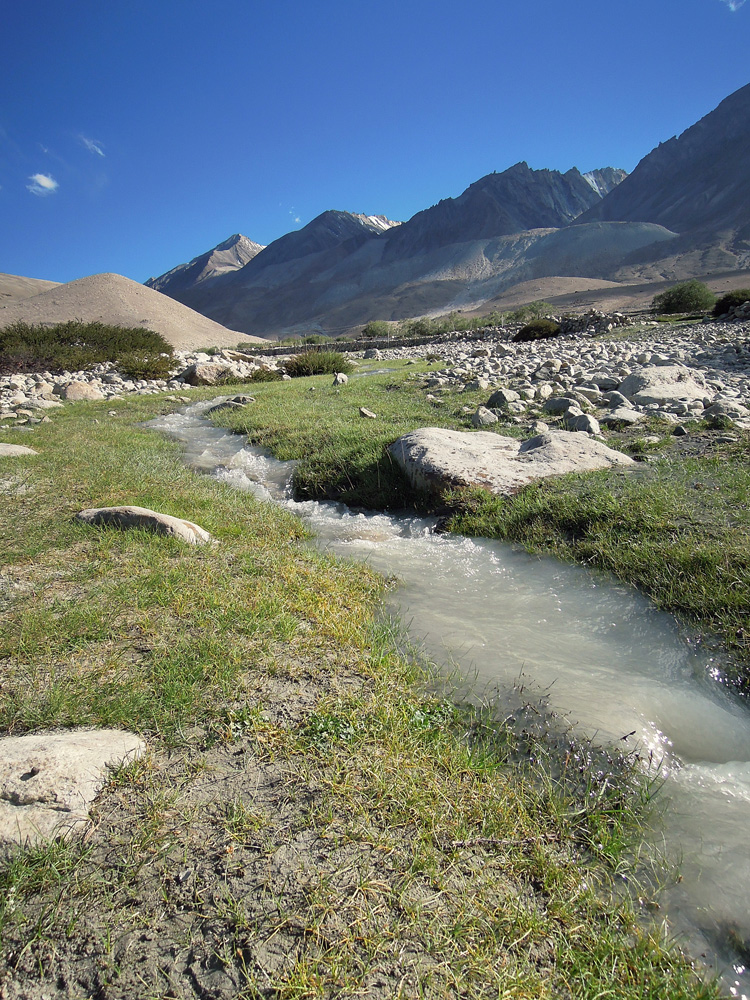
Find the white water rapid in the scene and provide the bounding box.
[148,401,750,997]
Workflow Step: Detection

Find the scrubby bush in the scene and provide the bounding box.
[116,352,174,380]
[361,320,392,339]
[506,301,553,323]
[713,289,750,316]
[0,319,173,375]
[284,350,355,378]
[650,280,716,315]
[512,319,561,342]
[302,334,328,345]
[248,368,283,382]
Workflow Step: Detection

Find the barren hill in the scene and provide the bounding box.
[0,272,268,350]
[0,272,60,304]
[582,83,750,237]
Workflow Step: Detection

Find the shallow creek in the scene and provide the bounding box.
[148,401,750,996]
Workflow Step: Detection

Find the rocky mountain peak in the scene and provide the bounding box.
[580,82,750,236]
[582,168,629,198]
[381,161,626,259]
[146,233,264,295]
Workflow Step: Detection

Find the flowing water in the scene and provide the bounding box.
[148,401,750,996]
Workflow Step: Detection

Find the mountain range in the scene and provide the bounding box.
[146,81,749,337]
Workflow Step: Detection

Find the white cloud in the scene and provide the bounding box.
[27,173,58,196]
[80,135,105,157]
[720,0,746,9]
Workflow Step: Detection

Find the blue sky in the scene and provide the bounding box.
[1,0,748,285]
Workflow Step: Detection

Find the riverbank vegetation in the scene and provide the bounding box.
[0,390,721,997]
[0,320,173,378]
[215,361,750,688]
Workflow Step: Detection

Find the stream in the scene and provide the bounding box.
[148,400,750,997]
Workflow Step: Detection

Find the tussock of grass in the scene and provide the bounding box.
[0,388,720,997]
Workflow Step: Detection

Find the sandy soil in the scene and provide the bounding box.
[0,273,270,351]
[0,273,59,304]
[478,268,750,317]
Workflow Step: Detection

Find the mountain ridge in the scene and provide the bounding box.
[145,233,264,297]
[145,81,750,337]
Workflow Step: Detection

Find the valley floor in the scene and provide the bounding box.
[0,320,746,996]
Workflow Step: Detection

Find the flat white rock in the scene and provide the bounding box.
[618,365,710,406]
[0,443,38,457]
[388,428,634,496]
[0,729,145,845]
[76,505,212,544]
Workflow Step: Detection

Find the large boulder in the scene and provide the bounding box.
[182,363,231,386]
[388,428,633,497]
[0,443,38,457]
[618,366,710,406]
[62,381,105,401]
[600,407,645,428]
[76,505,212,545]
[24,397,64,410]
[0,729,145,845]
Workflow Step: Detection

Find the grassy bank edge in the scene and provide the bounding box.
[215,363,750,690]
[0,389,721,997]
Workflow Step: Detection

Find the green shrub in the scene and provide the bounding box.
[302,334,328,345]
[650,280,716,315]
[248,368,283,382]
[713,289,750,316]
[116,352,174,380]
[0,320,173,375]
[512,319,561,342]
[506,301,553,323]
[401,317,433,338]
[284,351,355,378]
[361,321,392,339]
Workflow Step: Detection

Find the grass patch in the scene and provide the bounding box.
[215,360,509,508]
[0,388,720,997]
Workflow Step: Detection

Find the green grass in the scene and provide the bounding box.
[216,359,509,508]
[0,387,720,997]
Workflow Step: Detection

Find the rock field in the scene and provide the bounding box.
[371,318,750,431]
[0,349,287,426]
[1,319,749,436]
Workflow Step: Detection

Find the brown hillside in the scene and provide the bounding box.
[0,272,268,351]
